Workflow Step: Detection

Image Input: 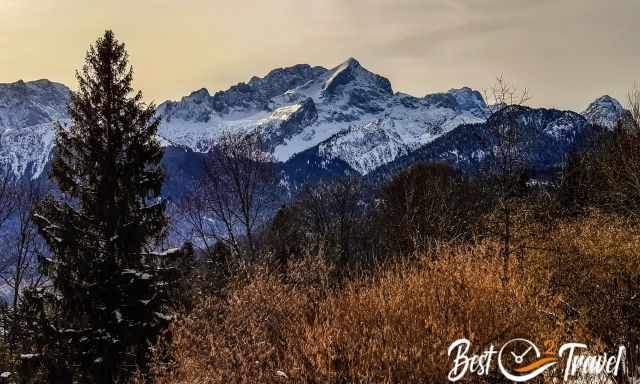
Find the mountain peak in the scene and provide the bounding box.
[585,95,624,111]
[1,79,63,89]
[448,87,487,110]
[323,57,392,96]
[343,57,360,67]
[183,88,210,103]
[582,95,625,129]
[248,63,326,88]
[0,78,71,178]
[420,87,486,116]
[0,79,70,129]
[594,94,620,103]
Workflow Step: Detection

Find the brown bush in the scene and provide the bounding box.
[538,212,640,380]
[144,213,639,383]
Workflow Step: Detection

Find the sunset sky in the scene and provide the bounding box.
[2,0,639,110]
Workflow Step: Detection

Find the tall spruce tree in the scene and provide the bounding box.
[32,30,177,383]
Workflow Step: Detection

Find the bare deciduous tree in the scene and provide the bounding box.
[295,177,367,265]
[265,177,372,268]
[627,82,640,129]
[0,182,46,308]
[0,181,46,358]
[482,76,532,284]
[183,132,280,261]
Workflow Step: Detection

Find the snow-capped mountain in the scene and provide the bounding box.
[0,59,630,187]
[582,95,626,129]
[157,58,486,174]
[0,80,70,178]
[373,105,601,180]
[312,87,486,174]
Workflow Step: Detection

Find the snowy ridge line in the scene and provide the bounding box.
[0,59,630,180]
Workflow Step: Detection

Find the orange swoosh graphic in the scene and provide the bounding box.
[514,357,559,373]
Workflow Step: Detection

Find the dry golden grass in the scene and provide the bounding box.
[145,213,639,383]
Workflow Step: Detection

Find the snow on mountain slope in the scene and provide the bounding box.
[374,106,596,180]
[317,120,409,175]
[0,80,70,178]
[0,79,69,129]
[156,64,326,151]
[313,88,486,174]
[158,58,488,174]
[1,122,58,178]
[582,95,626,129]
[257,98,318,150]
[0,63,629,182]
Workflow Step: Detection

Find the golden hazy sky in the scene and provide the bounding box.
[1,0,639,110]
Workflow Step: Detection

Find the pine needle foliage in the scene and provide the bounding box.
[29,30,175,383]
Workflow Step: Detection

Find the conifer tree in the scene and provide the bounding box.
[31,30,179,383]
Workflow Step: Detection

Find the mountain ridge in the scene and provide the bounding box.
[0,58,629,186]
[155,58,491,174]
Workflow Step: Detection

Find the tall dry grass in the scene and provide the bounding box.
[145,213,638,383]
